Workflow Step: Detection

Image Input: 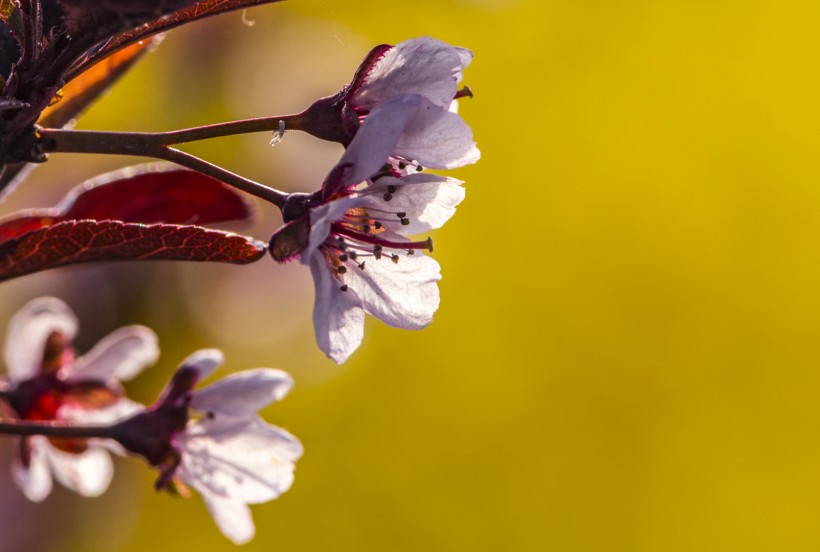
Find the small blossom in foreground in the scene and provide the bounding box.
[112,350,302,545]
[270,101,466,364]
[0,297,158,501]
[300,36,479,176]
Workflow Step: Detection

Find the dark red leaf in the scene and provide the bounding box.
[0,219,265,282]
[66,0,284,81]
[0,164,255,240]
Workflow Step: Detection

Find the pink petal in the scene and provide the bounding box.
[324,94,422,197]
[46,445,113,497]
[198,489,255,545]
[64,325,159,383]
[308,251,365,364]
[4,297,77,382]
[360,174,465,234]
[178,349,224,382]
[191,368,293,416]
[351,37,470,110]
[393,97,480,169]
[12,436,52,502]
[344,234,441,330]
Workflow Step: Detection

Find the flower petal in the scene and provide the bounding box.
[198,488,256,545]
[177,415,302,504]
[191,369,293,416]
[393,97,480,169]
[344,234,441,329]
[12,436,53,502]
[178,349,224,382]
[64,326,159,383]
[46,444,113,497]
[360,173,465,234]
[324,93,422,196]
[4,297,77,382]
[308,250,365,364]
[352,37,469,110]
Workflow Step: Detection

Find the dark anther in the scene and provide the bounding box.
[374,221,382,229]
[407,249,415,255]
[358,261,366,270]
[206,411,215,420]
[417,165,424,172]
[383,192,393,201]
[339,254,348,262]
[387,185,397,193]
[373,245,383,260]
[349,251,358,260]
[426,237,434,252]
[363,224,371,234]
[337,266,347,274]
[396,212,407,218]
[340,284,348,292]
[391,254,400,263]
[400,218,410,226]
[398,161,406,169]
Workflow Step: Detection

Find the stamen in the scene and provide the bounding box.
[332,224,434,252]
[348,250,358,260]
[337,266,347,274]
[407,249,415,255]
[358,261,366,270]
[387,185,397,193]
[374,221,382,229]
[396,212,406,219]
[400,218,410,226]
[373,245,383,260]
[340,284,348,292]
[391,254,399,263]
[383,192,393,201]
[339,254,348,262]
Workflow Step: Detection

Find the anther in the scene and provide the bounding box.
[348,251,358,260]
[358,261,366,270]
[206,411,215,420]
[340,284,348,292]
[383,192,393,201]
[398,162,407,170]
[363,224,371,234]
[387,185,397,193]
[373,245,383,260]
[407,249,415,255]
[400,218,410,226]
[339,254,348,262]
[396,212,407,219]
[337,266,347,274]
[426,237,434,252]
[374,221,383,229]
[417,165,424,172]
[391,254,400,263]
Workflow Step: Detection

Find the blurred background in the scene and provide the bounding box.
[4,0,820,550]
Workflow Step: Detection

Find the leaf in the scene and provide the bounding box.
[0,220,265,282]
[39,38,157,129]
[0,164,255,240]
[65,0,284,81]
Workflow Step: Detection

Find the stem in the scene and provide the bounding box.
[39,128,288,207]
[153,113,306,145]
[0,418,117,439]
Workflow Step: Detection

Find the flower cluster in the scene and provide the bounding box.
[271,37,479,363]
[0,299,302,544]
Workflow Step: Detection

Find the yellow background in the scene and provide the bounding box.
[3,0,820,550]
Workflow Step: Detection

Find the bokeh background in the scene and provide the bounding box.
[4,0,820,550]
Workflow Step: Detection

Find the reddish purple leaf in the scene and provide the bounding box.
[0,164,255,240]
[66,0,284,81]
[0,220,265,282]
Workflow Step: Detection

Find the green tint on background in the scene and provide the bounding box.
[5,0,820,550]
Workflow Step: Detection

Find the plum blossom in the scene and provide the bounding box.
[299,37,479,176]
[112,350,302,545]
[270,98,466,364]
[0,297,158,501]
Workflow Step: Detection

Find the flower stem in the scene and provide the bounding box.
[38,128,289,207]
[0,418,117,439]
